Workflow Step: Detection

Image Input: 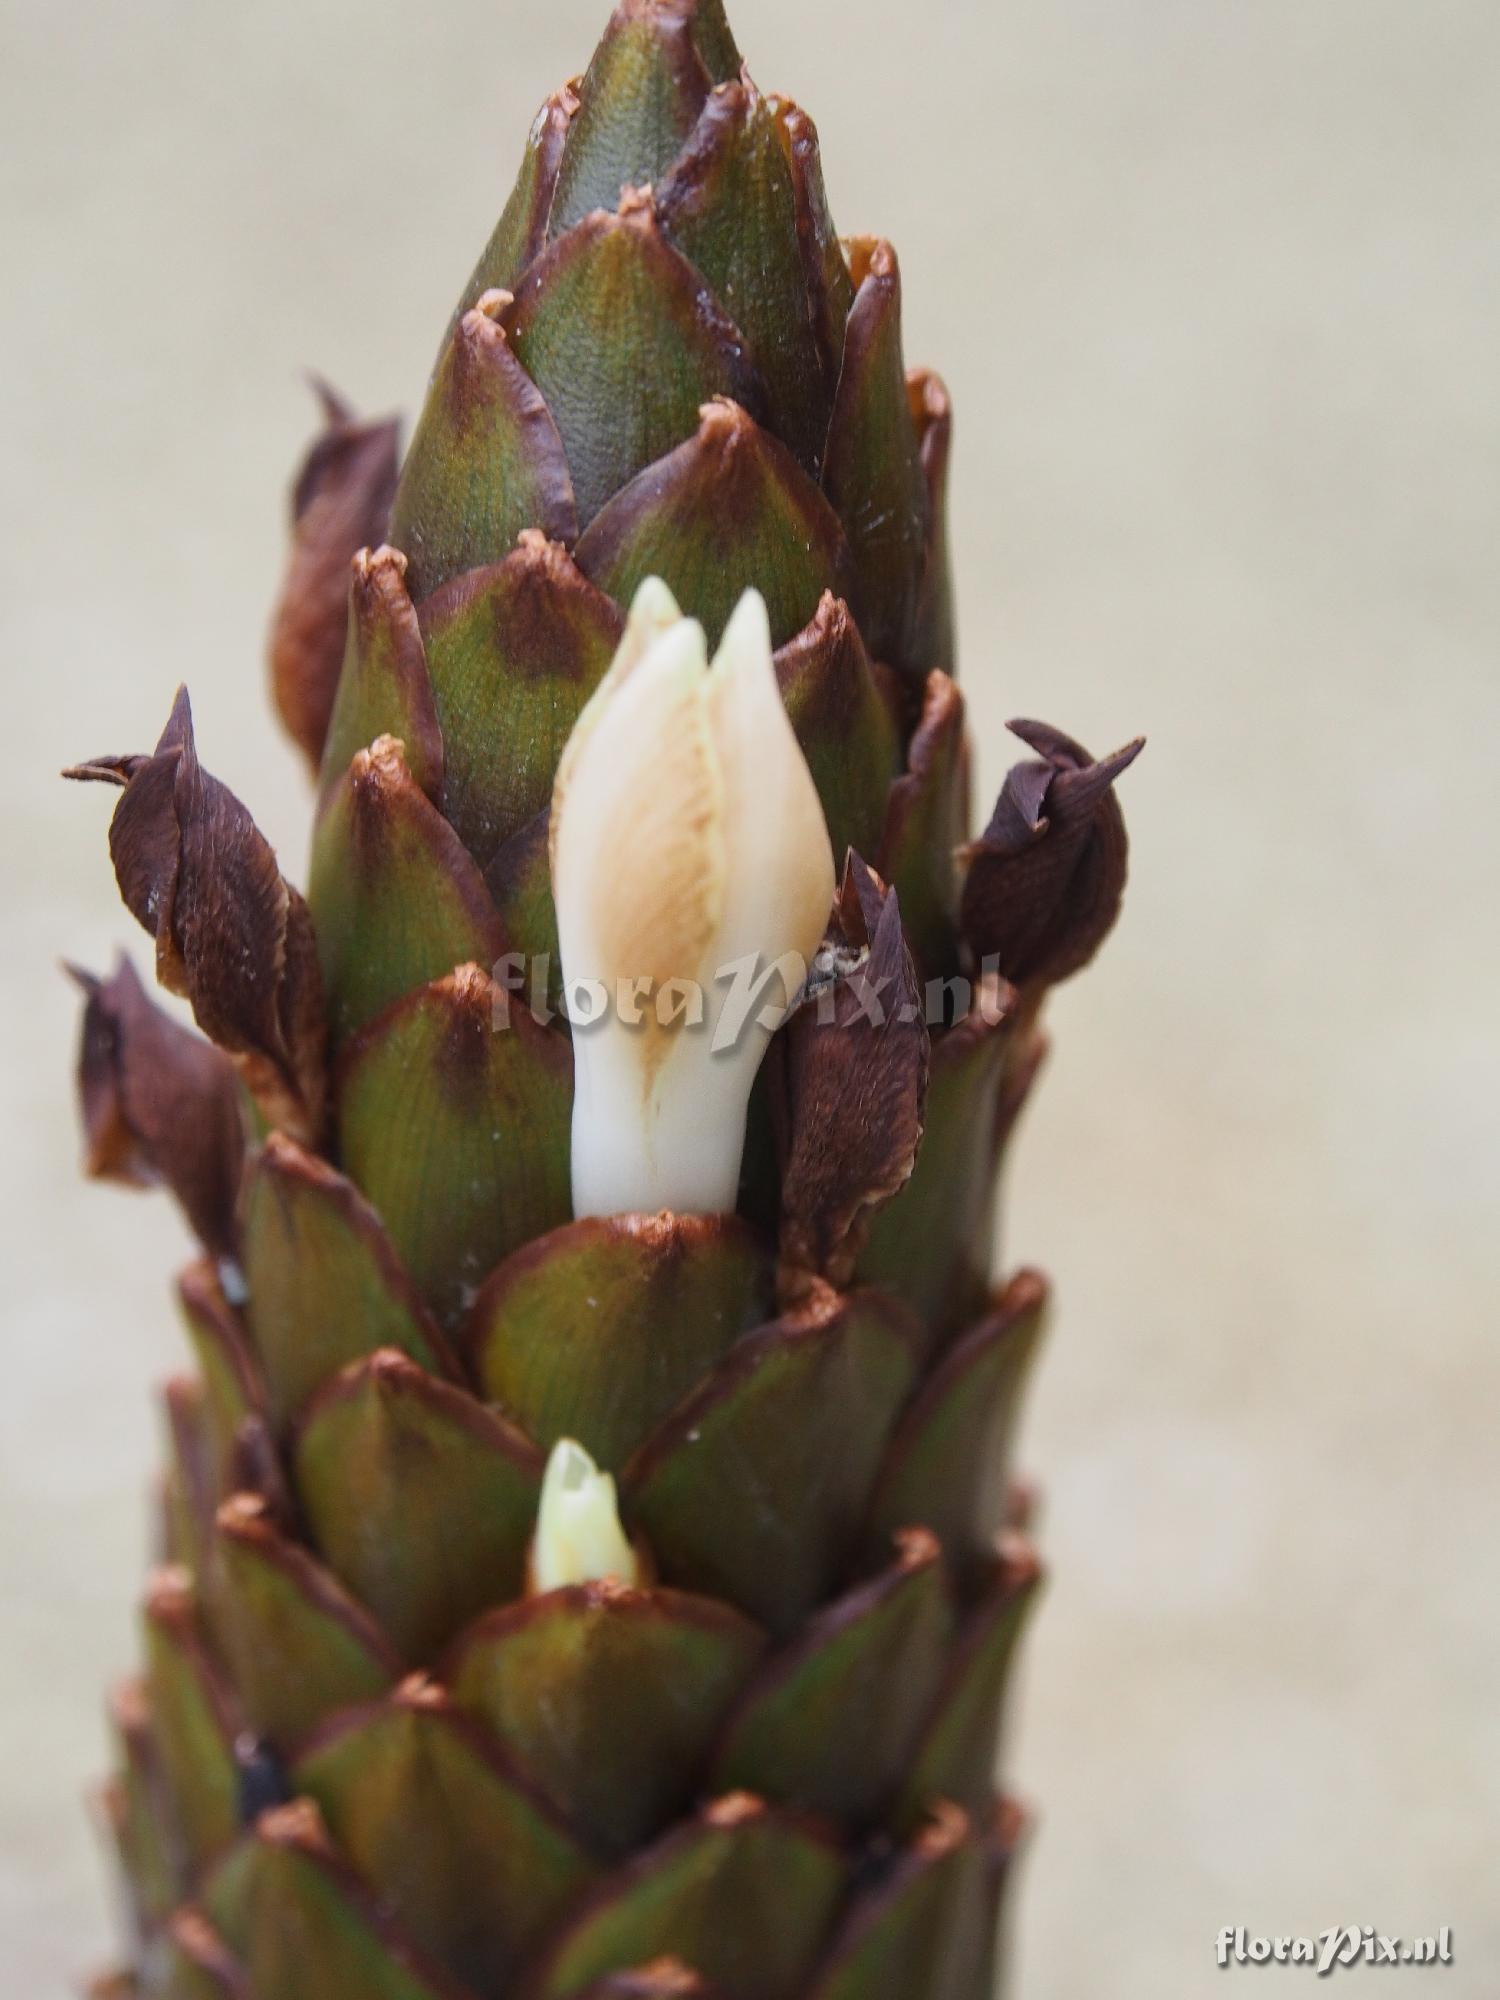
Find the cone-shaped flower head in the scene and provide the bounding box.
[530,1437,639,1593]
[64,4,1145,1991]
[552,579,835,1218]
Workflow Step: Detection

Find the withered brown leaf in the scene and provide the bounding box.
[959,720,1144,990]
[269,380,400,772]
[775,854,929,1294]
[66,689,326,1140]
[66,955,246,1256]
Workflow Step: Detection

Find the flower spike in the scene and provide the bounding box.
[67,3,1143,1990]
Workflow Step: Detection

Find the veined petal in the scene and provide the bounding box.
[554,611,725,1035]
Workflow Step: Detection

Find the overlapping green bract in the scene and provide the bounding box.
[72,4,1140,1996]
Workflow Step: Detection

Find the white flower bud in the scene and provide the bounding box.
[530,1438,638,1593]
[551,580,835,1217]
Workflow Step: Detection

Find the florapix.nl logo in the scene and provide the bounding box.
[1217,1927,1454,1974]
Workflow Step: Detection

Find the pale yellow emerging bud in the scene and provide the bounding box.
[530,1438,638,1593]
[551,580,835,1217]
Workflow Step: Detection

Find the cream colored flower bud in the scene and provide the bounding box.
[551,580,835,1218]
[530,1439,638,1593]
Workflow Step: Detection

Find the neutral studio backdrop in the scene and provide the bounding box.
[4,0,1497,1992]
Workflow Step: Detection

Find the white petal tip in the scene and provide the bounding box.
[713,587,773,670]
[530,1438,639,1593]
[627,574,684,631]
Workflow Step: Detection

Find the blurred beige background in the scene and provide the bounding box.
[4,0,1497,1992]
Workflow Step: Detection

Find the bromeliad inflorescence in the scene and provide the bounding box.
[64,2,1141,1994]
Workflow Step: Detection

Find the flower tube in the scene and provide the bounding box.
[551,579,835,1217]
